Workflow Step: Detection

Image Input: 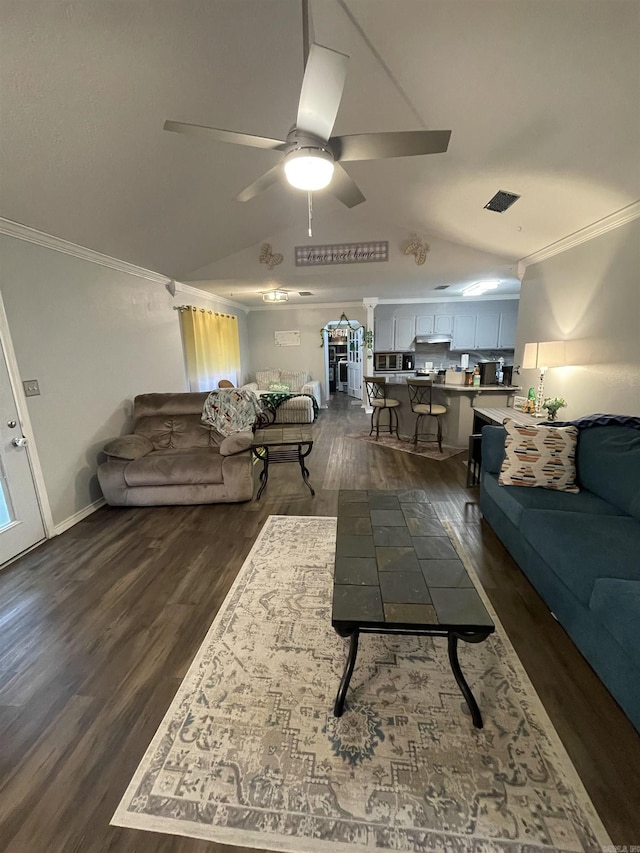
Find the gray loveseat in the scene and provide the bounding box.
[480,419,640,732]
[97,392,254,506]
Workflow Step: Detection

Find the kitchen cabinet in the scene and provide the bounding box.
[394,316,416,351]
[374,317,394,351]
[451,314,476,350]
[415,314,434,335]
[475,313,500,348]
[498,311,518,348]
[434,314,453,334]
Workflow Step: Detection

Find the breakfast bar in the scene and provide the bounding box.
[373,375,519,448]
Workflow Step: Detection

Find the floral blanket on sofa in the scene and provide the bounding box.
[201,389,263,437]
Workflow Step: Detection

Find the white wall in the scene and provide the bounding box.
[0,233,248,528]
[516,219,640,418]
[246,303,366,402]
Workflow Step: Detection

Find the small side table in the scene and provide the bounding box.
[251,427,315,500]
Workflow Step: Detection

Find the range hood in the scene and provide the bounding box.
[414,334,452,344]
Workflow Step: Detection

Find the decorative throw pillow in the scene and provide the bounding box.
[268,381,291,392]
[499,420,580,492]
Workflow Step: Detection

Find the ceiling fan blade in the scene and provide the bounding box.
[235,163,283,202]
[164,120,286,151]
[328,163,366,208]
[331,130,452,162]
[296,44,349,142]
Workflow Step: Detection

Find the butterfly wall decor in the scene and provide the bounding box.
[404,236,430,266]
[259,243,284,271]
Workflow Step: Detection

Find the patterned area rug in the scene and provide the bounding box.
[349,430,465,461]
[112,516,610,852]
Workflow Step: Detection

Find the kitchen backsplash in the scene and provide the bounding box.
[413,343,515,369]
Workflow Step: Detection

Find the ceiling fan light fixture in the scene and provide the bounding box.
[262,289,289,303]
[284,147,334,191]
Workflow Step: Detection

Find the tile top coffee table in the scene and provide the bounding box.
[332,489,495,728]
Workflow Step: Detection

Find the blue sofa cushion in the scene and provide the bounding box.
[482,471,625,528]
[520,510,640,606]
[481,425,507,474]
[577,426,640,520]
[589,578,640,660]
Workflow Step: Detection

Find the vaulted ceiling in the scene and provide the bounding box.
[1,0,638,307]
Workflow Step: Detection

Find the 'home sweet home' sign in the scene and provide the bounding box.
[294,241,388,267]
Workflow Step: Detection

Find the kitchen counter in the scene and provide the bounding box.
[370,376,520,447]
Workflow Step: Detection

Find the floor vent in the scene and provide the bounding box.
[484,190,520,213]
[298,291,314,296]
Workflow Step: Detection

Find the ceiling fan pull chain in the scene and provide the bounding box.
[308,191,313,237]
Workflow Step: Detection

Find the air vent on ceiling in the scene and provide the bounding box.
[434,285,449,290]
[484,190,520,213]
[298,291,314,296]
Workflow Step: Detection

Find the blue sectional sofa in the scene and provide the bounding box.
[480,419,640,732]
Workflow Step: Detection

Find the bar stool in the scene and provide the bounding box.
[406,379,447,452]
[364,376,401,440]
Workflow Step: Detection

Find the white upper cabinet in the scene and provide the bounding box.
[434,314,453,334]
[452,314,476,350]
[394,316,416,351]
[475,313,500,348]
[498,311,518,348]
[416,314,434,335]
[374,317,394,351]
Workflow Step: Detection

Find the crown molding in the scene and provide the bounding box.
[375,294,519,305]
[249,300,364,313]
[519,200,640,270]
[0,217,172,284]
[171,281,248,313]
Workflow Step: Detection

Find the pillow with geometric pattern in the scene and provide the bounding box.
[499,420,580,492]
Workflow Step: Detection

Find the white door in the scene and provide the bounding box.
[0,341,45,564]
[348,327,363,398]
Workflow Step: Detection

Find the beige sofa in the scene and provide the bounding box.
[97,392,254,506]
[249,369,322,425]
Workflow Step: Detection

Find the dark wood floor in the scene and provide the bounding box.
[1,394,638,852]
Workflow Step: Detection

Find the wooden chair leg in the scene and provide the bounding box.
[413,413,419,446]
[437,415,443,452]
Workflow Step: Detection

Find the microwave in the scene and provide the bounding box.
[375,352,408,371]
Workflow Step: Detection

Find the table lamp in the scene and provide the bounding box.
[522,341,566,416]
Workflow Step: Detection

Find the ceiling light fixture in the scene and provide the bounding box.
[283,147,334,191]
[262,289,289,304]
[463,280,500,297]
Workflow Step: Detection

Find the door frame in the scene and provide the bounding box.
[0,292,54,543]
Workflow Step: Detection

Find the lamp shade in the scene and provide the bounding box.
[284,147,334,191]
[523,341,566,369]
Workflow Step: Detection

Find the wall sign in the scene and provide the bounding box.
[294,241,388,267]
[274,330,300,347]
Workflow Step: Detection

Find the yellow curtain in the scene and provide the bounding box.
[179,307,241,391]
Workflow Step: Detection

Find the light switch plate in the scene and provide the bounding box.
[23,379,40,397]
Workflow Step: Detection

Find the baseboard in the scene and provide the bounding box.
[54,498,106,535]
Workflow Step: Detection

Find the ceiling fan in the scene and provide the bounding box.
[163,1,451,209]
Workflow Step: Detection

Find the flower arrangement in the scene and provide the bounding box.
[542,397,567,420]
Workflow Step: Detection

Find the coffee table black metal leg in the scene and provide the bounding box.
[448,632,483,728]
[334,629,359,717]
[255,449,269,500]
[298,443,315,496]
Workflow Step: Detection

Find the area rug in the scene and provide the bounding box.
[112,515,611,853]
[349,430,465,461]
